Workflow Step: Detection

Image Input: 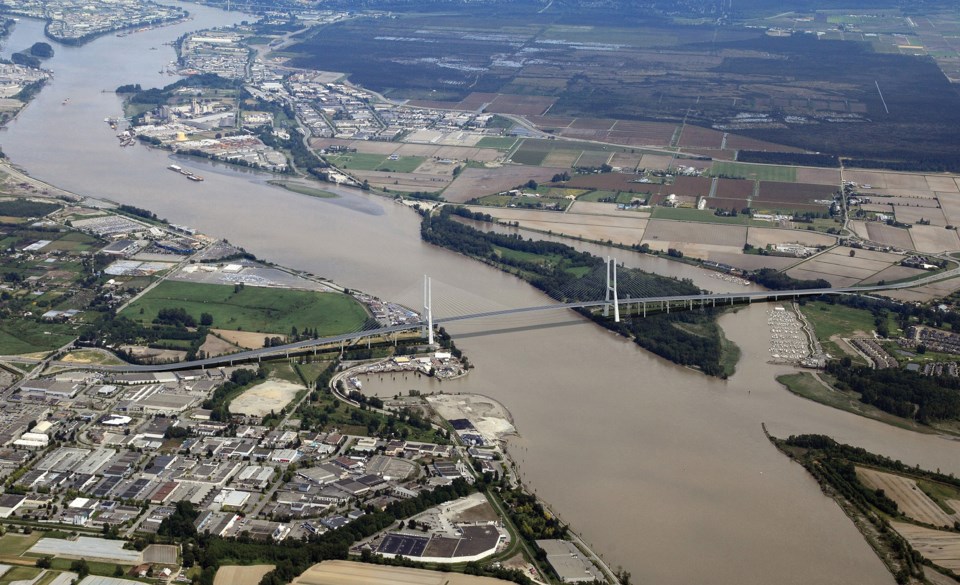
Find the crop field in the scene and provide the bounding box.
[706,196,750,212]
[484,93,556,116]
[562,174,654,193]
[724,134,804,152]
[643,219,747,247]
[891,522,960,571]
[541,150,581,168]
[650,207,757,225]
[857,468,957,527]
[122,281,369,336]
[871,195,941,208]
[293,560,514,585]
[353,170,452,193]
[609,152,643,170]
[710,162,798,183]
[864,222,916,249]
[795,167,841,186]
[907,225,960,253]
[787,246,910,285]
[714,178,755,198]
[569,201,646,216]
[663,176,712,198]
[443,166,560,203]
[756,182,836,207]
[215,565,276,585]
[470,206,649,244]
[475,136,518,150]
[677,126,723,148]
[860,264,926,285]
[746,227,836,248]
[574,151,613,168]
[640,154,677,171]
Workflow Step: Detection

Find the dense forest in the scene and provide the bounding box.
[422,209,734,376]
[825,361,960,422]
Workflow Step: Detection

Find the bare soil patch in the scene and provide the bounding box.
[200,333,241,358]
[231,379,304,417]
[212,329,286,350]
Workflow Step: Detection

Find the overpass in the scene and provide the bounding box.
[28,258,957,373]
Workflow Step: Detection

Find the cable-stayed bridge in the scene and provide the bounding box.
[25,259,960,373]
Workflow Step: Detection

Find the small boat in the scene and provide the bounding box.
[187,174,204,182]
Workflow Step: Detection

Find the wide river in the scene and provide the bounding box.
[3,8,960,583]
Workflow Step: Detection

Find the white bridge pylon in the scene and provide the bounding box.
[603,257,620,323]
[423,275,434,345]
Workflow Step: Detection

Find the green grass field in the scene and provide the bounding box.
[799,301,883,340]
[0,320,77,355]
[122,281,369,336]
[651,207,759,225]
[325,152,388,171]
[709,161,797,182]
[476,136,518,150]
[0,566,41,584]
[376,156,425,173]
[0,532,42,558]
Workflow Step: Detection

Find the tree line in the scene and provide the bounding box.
[421,209,732,376]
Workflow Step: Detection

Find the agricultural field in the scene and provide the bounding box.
[292,560,519,585]
[710,162,797,183]
[907,225,960,253]
[786,246,920,287]
[467,206,649,245]
[890,522,960,572]
[649,208,758,226]
[352,170,453,194]
[121,281,369,336]
[746,227,836,249]
[443,167,561,203]
[643,214,747,250]
[754,182,836,212]
[215,565,276,585]
[857,468,958,527]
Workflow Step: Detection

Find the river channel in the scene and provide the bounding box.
[3,8,959,583]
